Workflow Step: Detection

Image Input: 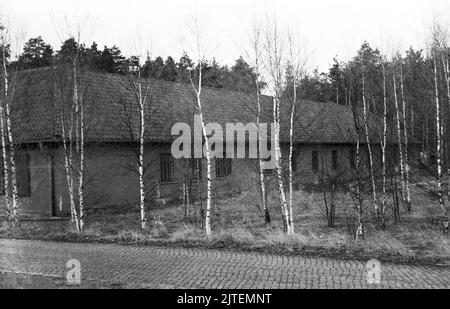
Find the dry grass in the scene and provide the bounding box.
[1,185,449,263]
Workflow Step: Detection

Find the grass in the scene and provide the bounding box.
[1,184,449,265]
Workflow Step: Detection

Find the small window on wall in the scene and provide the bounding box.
[366,149,371,170]
[17,153,31,197]
[312,151,319,172]
[349,149,356,169]
[160,153,174,183]
[216,157,232,178]
[332,150,338,170]
[292,151,298,173]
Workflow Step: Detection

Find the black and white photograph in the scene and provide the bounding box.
[0,0,449,293]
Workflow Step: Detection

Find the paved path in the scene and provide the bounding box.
[0,239,449,289]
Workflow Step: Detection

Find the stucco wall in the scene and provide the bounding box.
[5,142,386,219]
[0,148,53,218]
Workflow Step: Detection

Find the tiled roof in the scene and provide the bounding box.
[11,67,387,145]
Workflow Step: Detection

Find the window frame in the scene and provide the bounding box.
[17,153,31,197]
[292,151,298,173]
[215,156,232,178]
[349,149,356,169]
[160,153,174,183]
[312,150,319,172]
[332,150,338,170]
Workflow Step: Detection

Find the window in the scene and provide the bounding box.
[216,157,232,178]
[312,151,319,172]
[292,151,298,173]
[349,150,356,169]
[160,153,174,183]
[332,150,338,170]
[17,153,31,197]
[191,158,202,180]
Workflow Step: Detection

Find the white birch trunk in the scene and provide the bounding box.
[71,60,81,231]
[202,120,212,237]
[192,61,212,237]
[400,65,411,211]
[273,97,291,235]
[78,93,85,231]
[60,105,79,231]
[0,96,10,217]
[288,103,295,233]
[362,75,377,212]
[393,70,407,206]
[434,55,447,220]
[381,64,388,228]
[2,49,18,223]
[355,124,364,240]
[138,80,146,230]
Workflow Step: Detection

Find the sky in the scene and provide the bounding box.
[1,0,450,73]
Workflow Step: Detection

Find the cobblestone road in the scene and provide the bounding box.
[0,239,449,289]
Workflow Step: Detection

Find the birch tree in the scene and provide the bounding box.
[0,24,19,226]
[124,56,150,230]
[350,103,365,240]
[433,51,447,226]
[344,62,365,239]
[137,67,147,230]
[380,61,388,228]
[184,14,213,237]
[399,64,412,211]
[285,32,306,234]
[54,21,87,231]
[392,63,407,211]
[249,21,271,225]
[429,21,449,230]
[361,71,378,214]
[263,16,293,235]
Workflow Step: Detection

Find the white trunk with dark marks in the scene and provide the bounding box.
[434,55,447,220]
[72,59,82,231]
[191,61,212,237]
[381,64,388,227]
[0,95,10,217]
[393,69,407,206]
[273,97,291,235]
[78,93,85,231]
[362,75,377,212]
[59,100,78,231]
[400,65,411,211]
[137,80,146,230]
[2,48,18,223]
[288,103,295,233]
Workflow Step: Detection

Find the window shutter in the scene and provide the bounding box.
[17,153,31,197]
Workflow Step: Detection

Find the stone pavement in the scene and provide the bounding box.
[0,239,449,289]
